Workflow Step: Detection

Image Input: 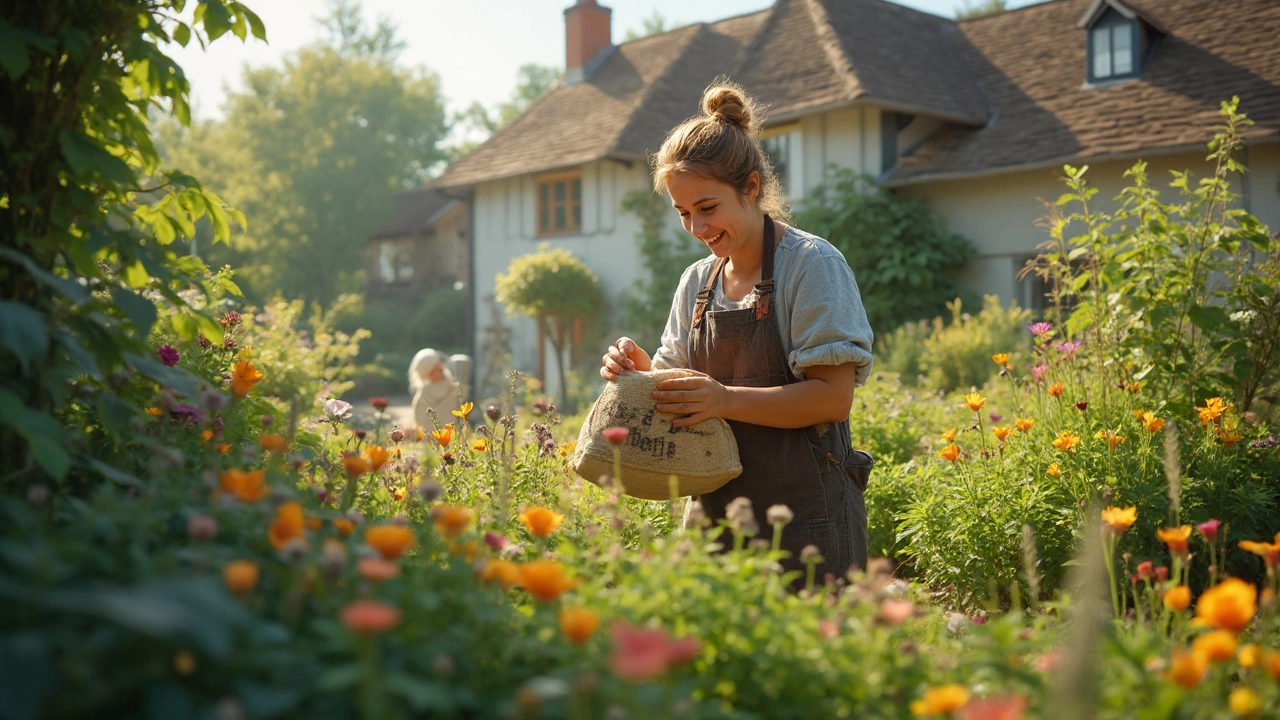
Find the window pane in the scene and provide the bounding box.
[555,206,565,229]
[540,183,549,205]
[571,179,581,202]
[1112,24,1133,74]
[762,135,789,193]
[1092,26,1111,78]
[540,206,549,232]
[572,204,581,230]
[554,181,565,202]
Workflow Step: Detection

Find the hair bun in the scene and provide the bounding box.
[701,83,753,130]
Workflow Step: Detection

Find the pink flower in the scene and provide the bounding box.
[1196,519,1221,543]
[1027,321,1053,337]
[602,427,629,446]
[1031,364,1049,382]
[608,621,699,682]
[157,345,180,367]
[880,598,914,625]
[484,531,508,551]
[818,619,841,639]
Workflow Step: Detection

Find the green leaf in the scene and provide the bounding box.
[234,681,299,718]
[173,22,191,47]
[170,309,197,341]
[123,260,150,289]
[317,664,361,691]
[26,433,70,480]
[385,675,451,712]
[0,632,54,720]
[0,248,90,304]
[0,20,32,80]
[201,1,234,41]
[58,129,134,185]
[242,6,267,40]
[109,287,158,336]
[0,301,49,375]
[1187,305,1229,332]
[84,457,144,488]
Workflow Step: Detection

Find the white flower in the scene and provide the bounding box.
[323,398,353,421]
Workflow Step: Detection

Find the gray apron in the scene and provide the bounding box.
[688,215,869,581]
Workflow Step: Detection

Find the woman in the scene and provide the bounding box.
[409,348,460,431]
[600,82,875,579]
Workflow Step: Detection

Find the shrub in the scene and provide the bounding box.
[918,296,1033,392]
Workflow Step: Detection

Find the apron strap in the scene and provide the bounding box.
[692,256,729,329]
[691,214,777,326]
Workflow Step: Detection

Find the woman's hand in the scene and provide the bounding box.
[600,336,652,381]
[653,372,729,427]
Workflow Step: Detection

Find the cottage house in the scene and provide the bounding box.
[430,0,1280,398]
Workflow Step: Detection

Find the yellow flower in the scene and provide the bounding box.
[519,506,565,537]
[1015,418,1036,432]
[472,438,488,451]
[222,560,260,595]
[1164,585,1191,611]
[449,539,479,562]
[1191,630,1237,662]
[268,502,306,550]
[481,558,522,589]
[517,561,580,602]
[1100,506,1137,533]
[1108,434,1127,450]
[1238,644,1260,668]
[1194,577,1257,634]
[363,445,390,471]
[364,524,416,560]
[964,393,986,412]
[910,684,970,716]
[1157,525,1192,555]
[431,425,454,448]
[560,606,601,645]
[938,443,960,462]
[432,505,473,539]
[1229,687,1262,718]
[991,353,1010,367]
[1052,431,1080,451]
[1140,412,1165,432]
[558,440,576,458]
[1046,463,1061,477]
[452,402,474,418]
[259,434,289,455]
[992,426,1012,443]
[1127,381,1142,394]
[1197,397,1232,425]
[939,427,957,443]
[1166,650,1206,689]
[230,359,265,398]
[218,469,268,504]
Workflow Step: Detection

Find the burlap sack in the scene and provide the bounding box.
[571,369,742,500]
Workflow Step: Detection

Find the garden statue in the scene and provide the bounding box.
[409,349,471,429]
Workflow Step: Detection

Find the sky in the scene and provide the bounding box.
[169,0,1042,122]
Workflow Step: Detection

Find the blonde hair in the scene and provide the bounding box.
[652,80,789,220]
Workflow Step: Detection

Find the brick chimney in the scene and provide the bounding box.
[564,0,612,85]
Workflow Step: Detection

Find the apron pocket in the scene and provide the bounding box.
[844,449,875,492]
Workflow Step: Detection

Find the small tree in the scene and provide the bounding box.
[495,244,603,409]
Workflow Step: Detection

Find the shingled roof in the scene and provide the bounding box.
[369,189,458,241]
[433,0,1280,190]
[885,0,1280,185]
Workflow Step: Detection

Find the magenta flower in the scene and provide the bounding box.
[1196,519,1221,543]
[989,413,1002,424]
[1055,341,1082,358]
[157,345,180,367]
[1028,322,1053,337]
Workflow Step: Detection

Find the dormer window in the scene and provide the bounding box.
[1078,0,1164,85]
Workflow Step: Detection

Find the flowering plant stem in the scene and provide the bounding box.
[357,636,382,720]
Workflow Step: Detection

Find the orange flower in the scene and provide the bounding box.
[1238,644,1260,668]
[305,515,322,531]
[1048,382,1064,397]
[910,684,970,716]
[1046,462,1061,477]
[145,406,162,416]
[992,426,1012,443]
[268,502,306,549]
[431,425,454,448]
[432,505,472,539]
[363,445,390,471]
[1238,539,1280,568]
[452,402,474,419]
[259,434,288,455]
[357,558,401,582]
[1101,506,1137,534]
[342,453,371,478]
[1140,412,1165,432]
[938,443,961,462]
[481,558,522,589]
[1127,381,1142,394]
[334,518,355,536]
[519,507,565,537]
[1197,397,1232,425]
[940,427,957,443]
[991,353,1010,368]
[964,393,986,412]
[222,560,259,595]
[230,359,265,398]
[1157,526,1192,555]
[1268,650,1280,681]
[472,438,488,451]
[215,443,230,455]
[1166,650,1206,689]
[201,428,214,442]
[364,524,415,560]
[340,600,402,634]
[1194,577,1257,633]
[1015,418,1036,432]
[560,606,601,645]
[449,539,479,561]
[1052,431,1080,451]
[517,561,580,602]
[1229,688,1262,718]
[392,486,406,501]
[1108,434,1127,450]
[1164,585,1191,611]
[218,469,268,503]
[1191,630,1238,662]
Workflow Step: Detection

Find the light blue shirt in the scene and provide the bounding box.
[652,225,875,385]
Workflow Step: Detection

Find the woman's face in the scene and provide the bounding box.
[420,362,445,382]
[666,171,761,259]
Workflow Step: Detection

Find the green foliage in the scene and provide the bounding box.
[0,0,260,496]
[954,0,1008,20]
[352,287,469,396]
[496,244,604,408]
[157,3,448,307]
[795,169,977,331]
[919,296,1033,392]
[619,189,708,350]
[1025,98,1280,419]
[622,10,678,41]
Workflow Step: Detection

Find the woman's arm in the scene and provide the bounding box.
[653,362,857,429]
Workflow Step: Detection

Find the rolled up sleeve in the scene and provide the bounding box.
[786,255,875,385]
